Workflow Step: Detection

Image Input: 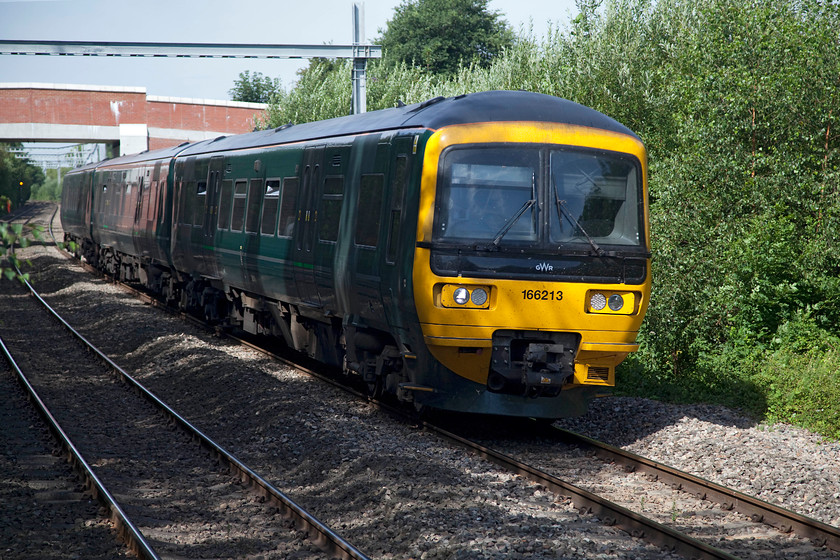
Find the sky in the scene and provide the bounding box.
[0,0,579,101]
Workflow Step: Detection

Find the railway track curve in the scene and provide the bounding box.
[3,202,832,558]
[0,206,370,560]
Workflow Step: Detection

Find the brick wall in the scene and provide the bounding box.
[0,83,267,149]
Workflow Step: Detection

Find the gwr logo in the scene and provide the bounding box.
[535,262,554,272]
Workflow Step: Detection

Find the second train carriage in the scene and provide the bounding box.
[61,90,651,418]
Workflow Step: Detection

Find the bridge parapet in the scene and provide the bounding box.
[0,82,267,154]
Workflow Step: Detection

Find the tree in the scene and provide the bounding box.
[0,144,43,211]
[379,0,514,75]
[228,71,282,104]
[261,59,352,125]
[31,168,68,201]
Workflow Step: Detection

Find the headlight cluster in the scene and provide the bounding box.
[441,285,491,309]
[587,291,637,315]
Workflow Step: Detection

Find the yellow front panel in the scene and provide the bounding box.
[413,120,651,387]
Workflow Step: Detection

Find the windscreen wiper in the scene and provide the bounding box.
[553,184,604,257]
[486,198,536,249]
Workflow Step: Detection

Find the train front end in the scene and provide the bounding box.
[411,120,650,418]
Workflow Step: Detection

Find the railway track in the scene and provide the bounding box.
[210,336,840,558]
[546,425,840,550]
[218,333,840,559]
[0,209,370,559]
[425,414,840,560]
[250,337,839,560]
[4,202,839,559]
[0,358,132,559]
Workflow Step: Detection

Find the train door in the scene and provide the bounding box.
[353,141,390,328]
[203,156,224,243]
[293,146,324,306]
[147,161,164,262]
[84,169,94,239]
[381,144,413,330]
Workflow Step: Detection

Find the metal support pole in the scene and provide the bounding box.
[352,3,368,114]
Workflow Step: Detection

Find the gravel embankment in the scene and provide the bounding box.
[557,398,840,527]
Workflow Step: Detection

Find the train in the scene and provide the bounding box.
[61,90,651,418]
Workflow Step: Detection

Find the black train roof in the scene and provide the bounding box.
[66,91,640,172]
[178,90,639,156]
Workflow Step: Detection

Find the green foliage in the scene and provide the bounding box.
[751,326,840,439]
[261,59,353,125]
[379,0,514,76]
[228,70,282,104]
[0,222,41,283]
[30,168,69,201]
[0,144,44,210]
[259,0,840,437]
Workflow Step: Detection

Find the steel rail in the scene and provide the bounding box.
[189,328,744,560]
[421,420,742,560]
[0,336,161,560]
[548,426,840,552]
[193,332,742,558]
[12,228,372,560]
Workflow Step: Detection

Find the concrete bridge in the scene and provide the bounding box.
[0,82,268,155]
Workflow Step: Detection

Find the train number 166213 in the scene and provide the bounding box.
[521,289,563,301]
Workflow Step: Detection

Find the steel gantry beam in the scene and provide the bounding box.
[0,36,381,113]
[0,40,381,60]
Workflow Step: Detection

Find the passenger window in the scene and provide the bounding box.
[355,174,384,247]
[261,179,280,235]
[218,179,233,229]
[319,176,343,242]
[278,177,298,237]
[245,178,263,233]
[231,180,247,231]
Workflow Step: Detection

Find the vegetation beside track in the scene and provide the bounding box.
[263,0,840,438]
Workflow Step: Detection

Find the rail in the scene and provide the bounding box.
[7,215,372,560]
[547,425,840,552]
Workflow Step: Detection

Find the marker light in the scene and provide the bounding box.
[608,294,625,311]
[439,284,492,309]
[453,287,470,305]
[590,293,607,311]
[470,288,488,306]
[587,290,638,315]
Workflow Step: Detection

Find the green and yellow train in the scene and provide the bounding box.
[61,90,651,418]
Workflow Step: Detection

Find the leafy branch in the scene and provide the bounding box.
[0,222,42,283]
